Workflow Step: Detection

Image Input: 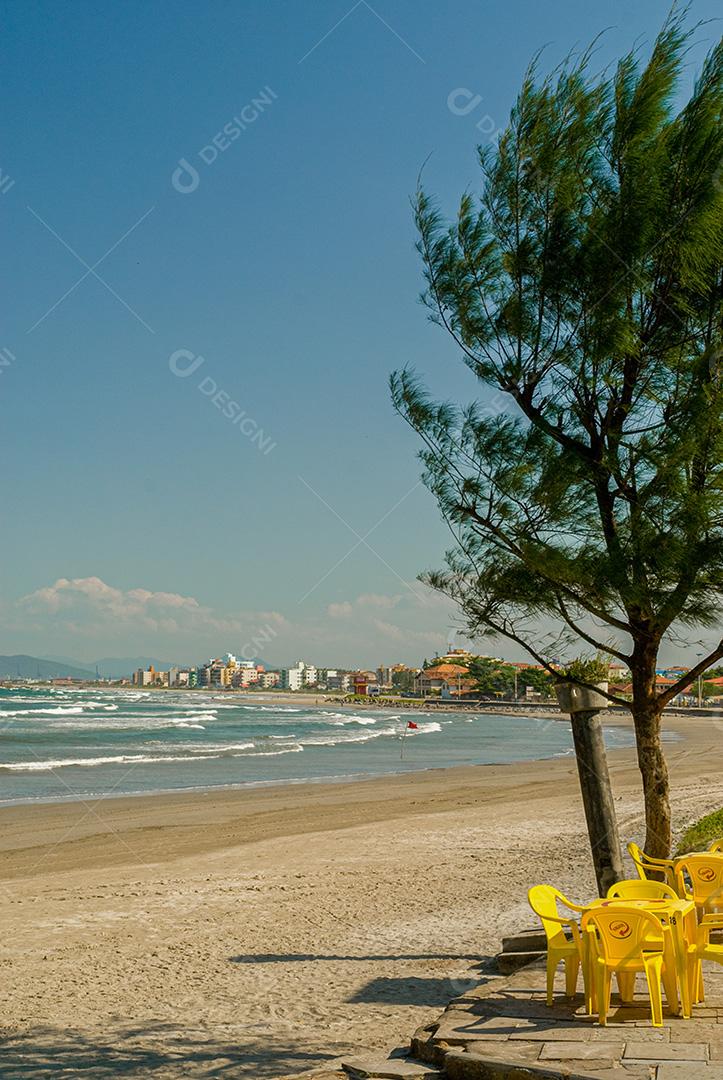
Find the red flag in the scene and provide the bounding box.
[407,721,418,729]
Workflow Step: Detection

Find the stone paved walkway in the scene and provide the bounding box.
[276,958,723,1078]
[408,956,723,1078]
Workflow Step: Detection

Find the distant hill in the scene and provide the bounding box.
[39,655,272,679]
[42,655,181,679]
[0,654,96,680]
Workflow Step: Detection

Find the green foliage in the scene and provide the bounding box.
[391,8,723,691]
[468,656,554,697]
[391,667,416,692]
[561,656,611,683]
[675,807,723,855]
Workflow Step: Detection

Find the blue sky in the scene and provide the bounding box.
[2,0,720,667]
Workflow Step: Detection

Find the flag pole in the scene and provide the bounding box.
[400,719,418,759]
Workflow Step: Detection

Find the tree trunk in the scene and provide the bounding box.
[631,641,671,859]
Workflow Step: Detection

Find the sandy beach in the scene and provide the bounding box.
[1,714,722,1078]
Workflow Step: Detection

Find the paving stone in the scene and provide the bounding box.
[490,998,579,1021]
[632,1016,679,1025]
[274,1072,346,1080]
[580,1072,651,1079]
[433,1017,518,1044]
[410,939,723,1079]
[658,1069,723,1080]
[342,1059,440,1079]
[670,1020,721,1040]
[443,1048,605,1079]
[623,1040,708,1062]
[602,1026,669,1042]
[508,1024,638,1042]
[574,1006,650,1024]
[538,1040,625,1061]
[459,1040,542,1064]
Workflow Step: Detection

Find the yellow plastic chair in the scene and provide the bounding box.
[582,906,677,1027]
[675,854,723,944]
[671,854,723,1007]
[528,885,585,1006]
[607,879,678,901]
[627,841,680,893]
[708,839,723,854]
[604,881,693,1014]
[688,938,723,1004]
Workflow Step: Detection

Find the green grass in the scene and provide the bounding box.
[675,807,723,856]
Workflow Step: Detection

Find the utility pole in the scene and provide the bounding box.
[569,709,625,895]
[556,684,624,895]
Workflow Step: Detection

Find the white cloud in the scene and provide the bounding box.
[327,601,353,619]
[8,575,467,668]
[356,592,402,610]
[371,618,444,646]
[19,576,287,640]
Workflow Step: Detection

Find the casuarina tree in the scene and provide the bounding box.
[391,7,723,858]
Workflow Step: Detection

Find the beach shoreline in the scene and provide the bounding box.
[0,684,652,812]
[0,700,648,815]
[1,714,721,1077]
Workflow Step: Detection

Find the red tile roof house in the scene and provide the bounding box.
[611,674,694,703]
[441,676,479,699]
[414,663,471,696]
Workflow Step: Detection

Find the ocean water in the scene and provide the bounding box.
[0,686,639,805]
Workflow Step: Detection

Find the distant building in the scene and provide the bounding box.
[280,661,318,690]
[280,661,306,691]
[198,658,232,688]
[234,665,261,688]
[325,671,352,691]
[258,671,279,688]
[303,665,318,686]
[349,671,378,695]
[352,672,370,695]
[612,675,690,701]
[377,666,393,688]
[441,676,478,699]
[415,663,471,696]
[133,666,157,687]
[438,646,477,663]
